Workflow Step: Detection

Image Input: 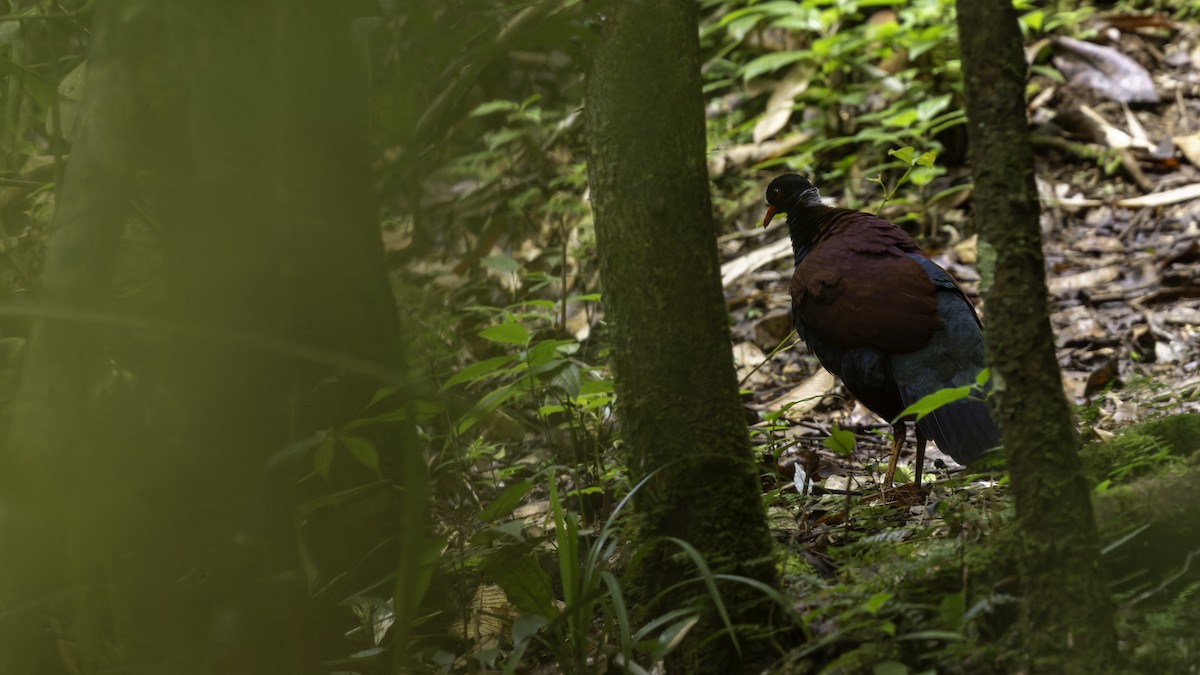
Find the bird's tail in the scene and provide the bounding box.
[915,396,1001,465]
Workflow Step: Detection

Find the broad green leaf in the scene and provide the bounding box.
[896,383,975,422]
[1020,9,1045,32]
[313,436,336,478]
[883,109,917,128]
[822,424,856,457]
[441,355,516,390]
[511,612,548,645]
[548,362,581,398]
[341,436,380,474]
[888,146,915,165]
[455,379,525,435]
[485,548,555,618]
[909,166,938,187]
[863,591,893,615]
[526,339,576,367]
[477,479,534,522]
[481,254,521,272]
[916,150,939,168]
[916,94,952,122]
[365,386,399,409]
[939,591,965,628]
[479,322,529,346]
[741,51,808,81]
[579,377,613,396]
[975,368,991,387]
[469,99,520,117]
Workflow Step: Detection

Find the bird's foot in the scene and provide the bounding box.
[881,481,927,506]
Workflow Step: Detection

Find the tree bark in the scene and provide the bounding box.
[586,2,782,672]
[0,3,401,672]
[956,1,1117,671]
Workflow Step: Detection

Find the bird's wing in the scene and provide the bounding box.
[790,231,942,355]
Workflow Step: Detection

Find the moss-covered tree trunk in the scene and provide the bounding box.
[0,3,401,672]
[586,2,781,672]
[956,1,1117,670]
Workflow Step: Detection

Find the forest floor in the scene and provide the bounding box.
[711,18,1200,663]
[725,17,1200,499]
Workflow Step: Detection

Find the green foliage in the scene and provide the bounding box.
[1081,414,1200,490]
[896,368,990,423]
[1127,580,1200,673]
[700,0,966,201]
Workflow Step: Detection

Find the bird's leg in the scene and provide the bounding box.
[882,422,905,487]
[914,427,928,491]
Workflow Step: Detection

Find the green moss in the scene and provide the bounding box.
[1080,414,1200,487]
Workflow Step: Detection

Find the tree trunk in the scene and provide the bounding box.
[586,2,782,672]
[0,2,401,672]
[956,1,1117,671]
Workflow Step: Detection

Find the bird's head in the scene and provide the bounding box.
[762,174,819,227]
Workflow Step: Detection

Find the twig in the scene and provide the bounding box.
[739,329,797,387]
[1126,547,1200,607]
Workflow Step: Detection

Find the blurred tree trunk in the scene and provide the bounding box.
[957,1,1117,670]
[0,2,402,673]
[586,2,782,672]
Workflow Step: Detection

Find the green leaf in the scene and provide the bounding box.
[548,363,581,398]
[469,99,520,117]
[822,424,856,457]
[896,630,969,641]
[341,436,380,474]
[916,94,952,122]
[883,109,918,128]
[872,661,909,675]
[441,355,516,390]
[888,146,915,165]
[483,545,556,617]
[939,591,965,629]
[909,165,938,187]
[478,479,534,522]
[863,591,893,615]
[741,51,807,81]
[365,386,399,409]
[526,339,576,367]
[975,368,991,387]
[896,383,975,422]
[455,379,525,435]
[313,436,336,478]
[511,612,548,645]
[479,322,529,346]
[915,150,939,169]
[481,254,521,272]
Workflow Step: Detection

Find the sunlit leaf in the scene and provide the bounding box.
[741,51,808,81]
[863,591,892,615]
[469,99,520,117]
[916,94,952,122]
[888,146,916,164]
[896,383,976,422]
